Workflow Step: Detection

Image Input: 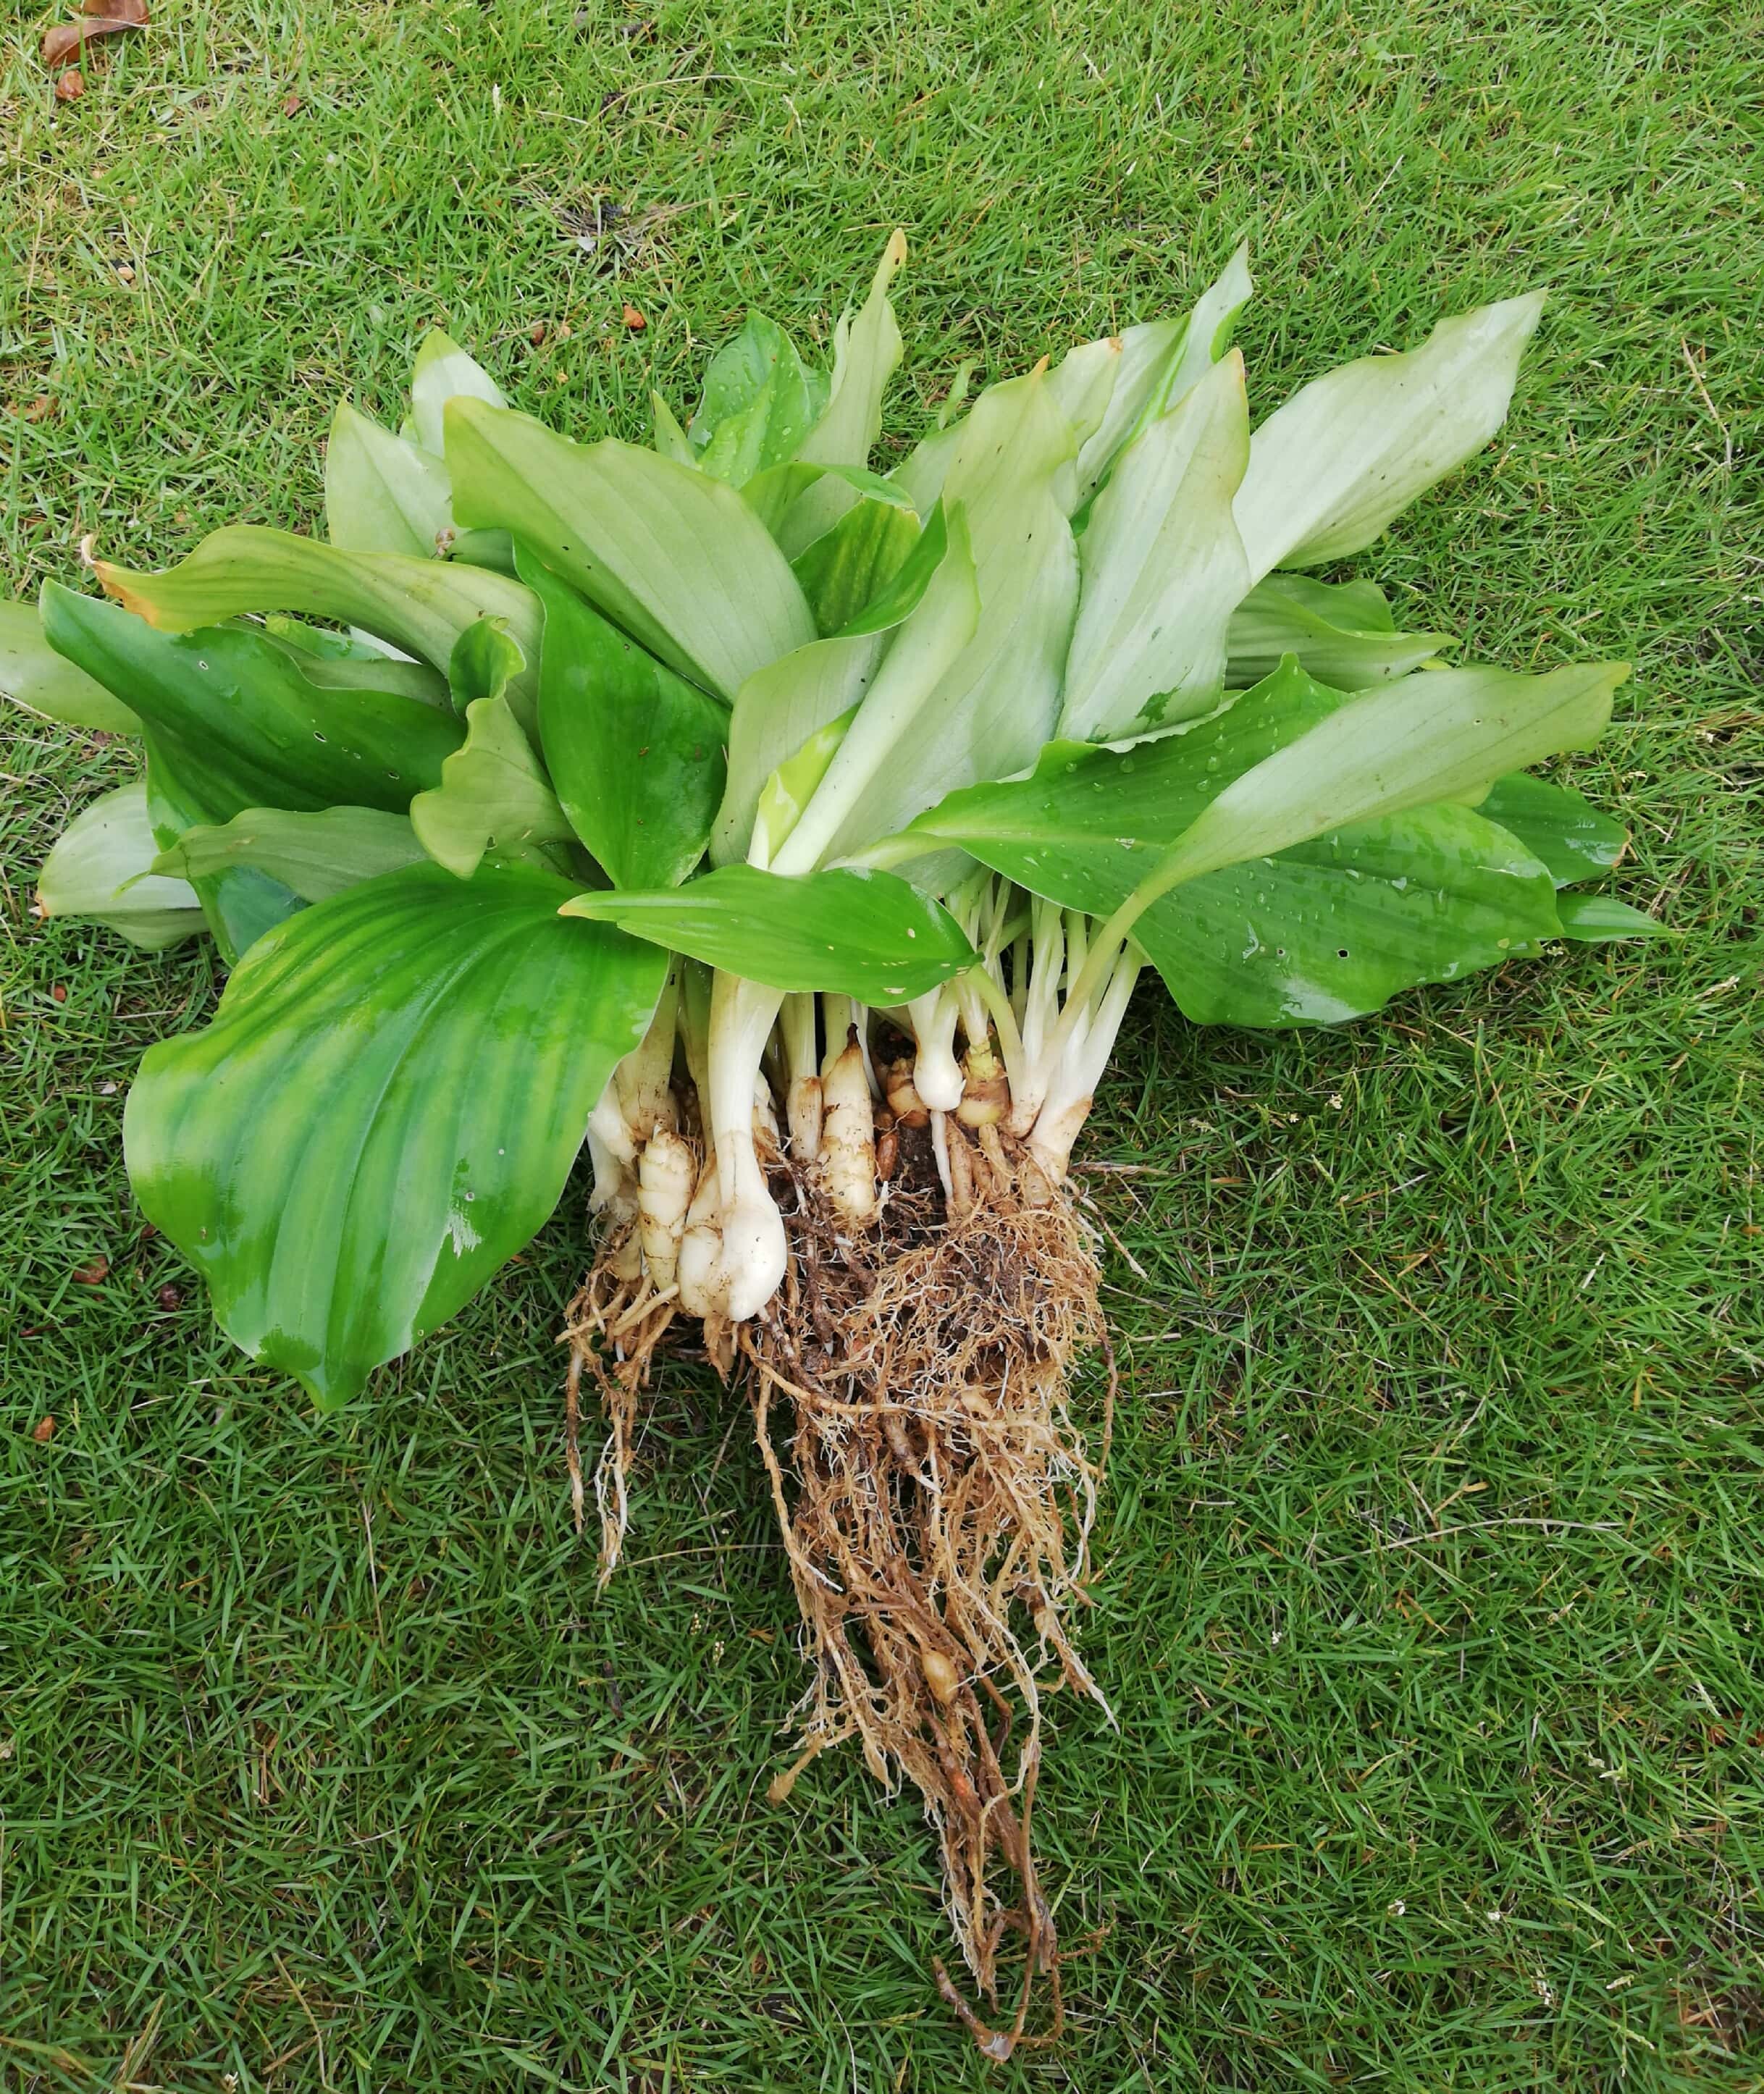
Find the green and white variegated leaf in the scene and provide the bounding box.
[1059,352,1251,740]
[125,863,667,1408]
[560,862,973,1002]
[1474,772,1626,886]
[1070,241,1253,509]
[40,584,465,820]
[151,806,428,901]
[409,329,507,456]
[324,401,452,558]
[742,459,915,558]
[2,597,142,733]
[1234,291,1546,581]
[711,507,952,867]
[689,313,827,484]
[518,550,727,891]
[823,368,1081,856]
[38,781,205,950]
[784,231,908,548]
[1225,572,1452,690]
[791,497,921,636]
[445,401,816,702]
[749,705,858,866]
[91,526,542,720]
[410,624,574,878]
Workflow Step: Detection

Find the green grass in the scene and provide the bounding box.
[2,0,1761,2085]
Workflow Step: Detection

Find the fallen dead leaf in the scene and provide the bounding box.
[282,92,301,117]
[529,320,547,345]
[51,983,68,1003]
[621,303,647,332]
[33,1416,56,1444]
[41,0,148,70]
[156,1283,183,1311]
[72,1256,109,1285]
[55,66,85,100]
[114,261,135,283]
[22,396,57,421]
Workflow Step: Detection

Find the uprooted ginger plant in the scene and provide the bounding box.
[10,230,1664,2053]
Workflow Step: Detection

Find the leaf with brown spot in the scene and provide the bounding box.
[72,1256,110,1285]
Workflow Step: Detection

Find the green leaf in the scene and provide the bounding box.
[324,401,452,558]
[518,550,727,889]
[125,864,667,1408]
[689,313,824,484]
[91,525,542,716]
[1059,353,1251,740]
[143,737,307,964]
[791,498,921,636]
[41,584,465,820]
[560,863,974,1001]
[822,368,1080,854]
[751,703,860,865]
[150,806,428,901]
[709,506,954,867]
[651,391,697,466]
[1553,892,1671,941]
[1476,772,1627,886]
[742,460,917,550]
[445,400,816,702]
[1148,806,1565,1025]
[1235,291,1547,579]
[784,231,908,548]
[409,328,507,455]
[1225,573,1451,691]
[408,623,574,878]
[38,781,205,950]
[2,597,141,733]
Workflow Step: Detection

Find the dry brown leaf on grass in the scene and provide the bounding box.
[55,66,85,100]
[41,0,148,71]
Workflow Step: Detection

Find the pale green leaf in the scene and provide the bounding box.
[1,597,141,733]
[151,805,428,901]
[1235,291,1547,579]
[38,781,205,950]
[324,401,452,558]
[410,328,507,455]
[1225,572,1452,690]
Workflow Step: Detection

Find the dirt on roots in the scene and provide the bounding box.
[565,1129,1112,2058]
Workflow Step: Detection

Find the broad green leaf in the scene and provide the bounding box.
[1148,807,1565,1026]
[38,781,205,950]
[410,329,507,455]
[740,460,915,549]
[41,584,464,820]
[560,863,973,1001]
[324,401,451,558]
[1059,353,1251,740]
[784,231,908,547]
[91,525,542,716]
[443,529,518,577]
[1553,892,1670,941]
[822,368,1080,855]
[262,624,451,706]
[710,508,952,867]
[791,499,920,636]
[690,313,824,484]
[2,598,141,733]
[1226,573,1451,690]
[518,549,727,889]
[143,737,307,963]
[1145,658,1623,895]
[1476,772,1626,886]
[1234,291,1547,579]
[125,863,666,1408]
[410,625,574,878]
[151,805,428,901]
[445,400,816,701]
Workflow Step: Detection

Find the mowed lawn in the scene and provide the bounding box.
[2,2,1760,2087]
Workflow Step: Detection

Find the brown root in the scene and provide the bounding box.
[742,1138,1108,2056]
[561,1223,680,1586]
